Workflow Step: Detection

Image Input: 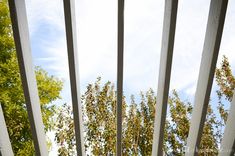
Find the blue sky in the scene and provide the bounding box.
[24,0,235,154]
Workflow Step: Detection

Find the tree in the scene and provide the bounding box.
[55,79,127,155]
[0,1,63,155]
[215,55,235,122]
[56,57,233,155]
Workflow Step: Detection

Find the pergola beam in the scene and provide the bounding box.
[63,0,85,155]
[185,0,228,155]
[116,0,125,155]
[8,0,48,155]
[218,92,235,156]
[0,104,14,156]
[152,0,178,155]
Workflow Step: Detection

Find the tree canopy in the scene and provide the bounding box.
[0,1,63,155]
[1,0,234,155]
[55,55,234,155]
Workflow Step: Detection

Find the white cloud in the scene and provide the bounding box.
[25,0,235,98]
[26,0,64,34]
[169,0,210,95]
[24,0,235,154]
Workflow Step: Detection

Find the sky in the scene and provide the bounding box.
[23,0,235,155]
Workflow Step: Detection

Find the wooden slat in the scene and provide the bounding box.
[8,0,48,155]
[151,0,178,155]
[63,0,85,155]
[116,0,124,155]
[218,92,235,156]
[0,104,14,156]
[185,0,228,155]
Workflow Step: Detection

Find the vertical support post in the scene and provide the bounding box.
[63,0,85,155]
[8,0,49,155]
[151,0,178,155]
[0,104,14,156]
[185,0,228,155]
[117,0,124,155]
[218,92,235,156]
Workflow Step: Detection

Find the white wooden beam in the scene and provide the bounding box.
[8,0,48,155]
[185,0,228,155]
[63,0,85,155]
[116,0,124,155]
[218,92,235,156]
[152,0,178,155]
[0,104,14,156]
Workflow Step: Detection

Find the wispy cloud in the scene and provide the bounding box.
[25,0,235,97]
[24,0,235,130]
[24,0,235,155]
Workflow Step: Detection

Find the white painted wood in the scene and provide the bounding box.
[185,0,228,155]
[152,0,178,155]
[8,0,48,155]
[117,0,124,155]
[63,0,85,155]
[218,92,235,156]
[0,104,14,156]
